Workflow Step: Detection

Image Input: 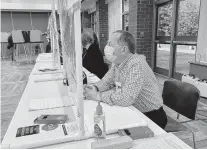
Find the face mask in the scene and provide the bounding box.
[104,45,117,62]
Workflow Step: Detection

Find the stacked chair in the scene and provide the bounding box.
[11,30,30,64]
[29,30,44,62]
[9,30,44,64]
[1,32,10,59]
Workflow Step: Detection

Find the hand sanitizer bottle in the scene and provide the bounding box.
[94,93,106,139]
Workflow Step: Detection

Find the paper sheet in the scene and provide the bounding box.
[33,66,62,75]
[29,96,75,111]
[33,74,64,83]
[83,100,147,135]
[133,133,192,149]
[83,68,100,84]
[36,55,53,62]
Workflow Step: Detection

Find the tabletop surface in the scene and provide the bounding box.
[1,53,192,149]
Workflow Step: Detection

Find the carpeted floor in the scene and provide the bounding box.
[1,59,35,142]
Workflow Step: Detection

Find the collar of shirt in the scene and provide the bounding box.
[114,53,134,70]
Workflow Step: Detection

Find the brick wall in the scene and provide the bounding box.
[129,0,153,67]
[81,11,91,28]
[96,0,108,53]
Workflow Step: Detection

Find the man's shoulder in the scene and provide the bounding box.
[128,54,146,67]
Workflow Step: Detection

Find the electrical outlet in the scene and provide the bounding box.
[140,32,144,38]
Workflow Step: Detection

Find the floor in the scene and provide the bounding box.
[1,58,207,148]
[1,57,35,142]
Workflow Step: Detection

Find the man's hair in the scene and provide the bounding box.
[113,30,135,54]
[81,30,94,47]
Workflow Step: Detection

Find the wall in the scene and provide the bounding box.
[81,0,108,53]
[80,0,154,64]
[1,11,50,57]
[129,0,153,66]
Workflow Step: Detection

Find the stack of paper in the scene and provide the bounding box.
[29,96,75,111]
[36,55,53,62]
[133,133,192,149]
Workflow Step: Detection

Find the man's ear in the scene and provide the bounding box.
[121,46,128,53]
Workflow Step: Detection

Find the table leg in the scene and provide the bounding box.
[31,43,35,63]
[30,43,32,63]
[23,44,28,63]
[15,44,20,65]
[40,43,44,53]
[1,43,6,59]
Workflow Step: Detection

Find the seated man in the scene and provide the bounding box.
[84,30,167,129]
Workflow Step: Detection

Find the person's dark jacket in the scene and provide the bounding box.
[83,43,108,79]
[7,34,14,49]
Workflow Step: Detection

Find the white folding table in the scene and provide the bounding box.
[1,53,191,149]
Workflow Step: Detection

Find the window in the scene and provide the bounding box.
[156,44,171,69]
[123,0,129,12]
[154,0,201,80]
[123,14,129,31]
[122,0,129,31]
[177,0,200,37]
[91,12,96,33]
[157,3,173,36]
[156,44,170,76]
[174,45,196,78]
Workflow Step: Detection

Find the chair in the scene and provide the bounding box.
[29,30,44,62]
[162,80,200,148]
[1,32,10,59]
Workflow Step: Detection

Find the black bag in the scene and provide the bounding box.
[7,34,14,49]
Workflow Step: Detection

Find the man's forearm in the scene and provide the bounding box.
[94,65,115,92]
[99,88,116,105]
[94,81,113,92]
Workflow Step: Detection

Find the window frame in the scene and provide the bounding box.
[153,0,200,80]
[90,12,96,33]
[122,0,129,31]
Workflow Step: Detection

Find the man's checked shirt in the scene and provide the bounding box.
[94,53,163,113]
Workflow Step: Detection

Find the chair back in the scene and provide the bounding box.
[30,30,43,42]
[1,32,10,43]
[12,30,25,43]
[162,80,200,120]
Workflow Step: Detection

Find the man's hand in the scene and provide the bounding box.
[83,84,99,101]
